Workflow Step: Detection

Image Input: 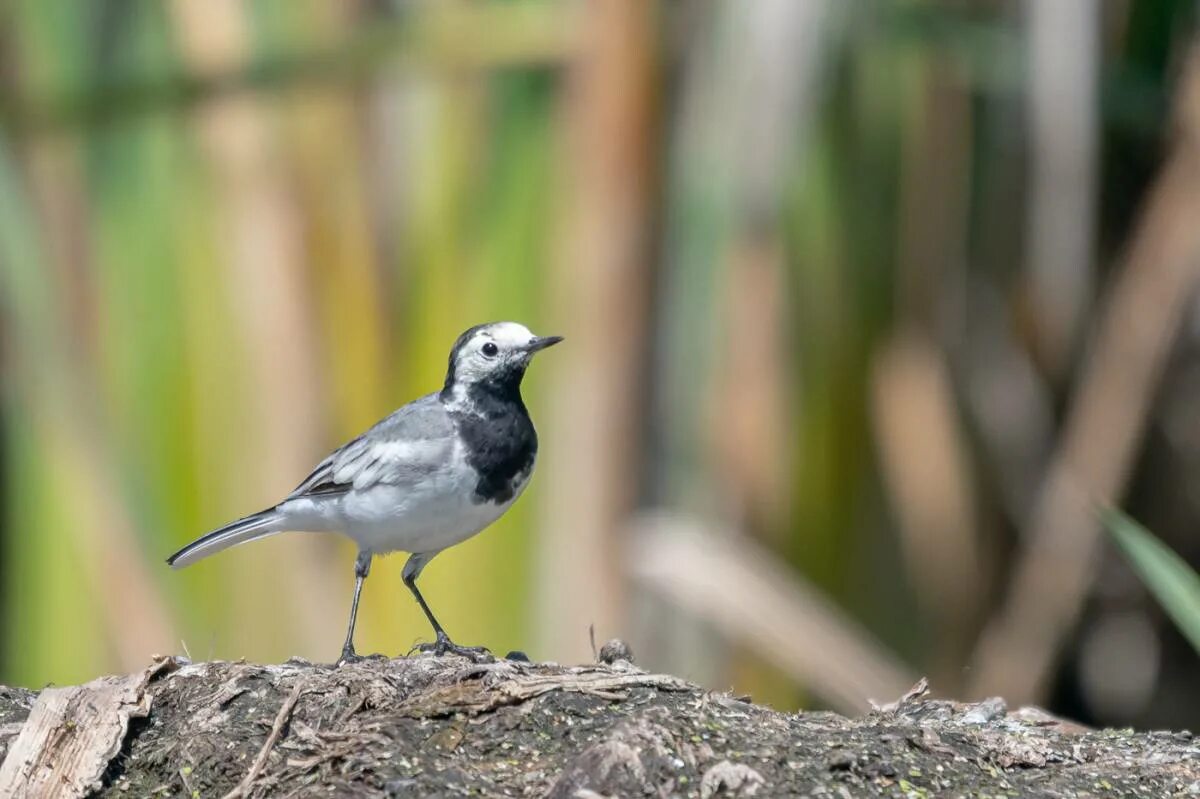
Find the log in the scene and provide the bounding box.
[0,651,1196,797]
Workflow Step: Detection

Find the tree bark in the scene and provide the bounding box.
[0,654,1196,798]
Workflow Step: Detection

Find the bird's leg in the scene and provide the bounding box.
[337,551,372,665]
[402,553,492,663]
[405,580,493,662]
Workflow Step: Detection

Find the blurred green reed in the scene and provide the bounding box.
[0,1,561,686]
[1103,510,1200,657]
[1,0,1197,732]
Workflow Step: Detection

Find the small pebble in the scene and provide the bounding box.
[598,639,634,665]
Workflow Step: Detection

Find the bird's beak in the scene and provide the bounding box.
[526,335,564,353]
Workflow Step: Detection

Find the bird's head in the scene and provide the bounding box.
[441,322,562,404]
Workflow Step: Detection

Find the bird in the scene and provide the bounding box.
[166,321,562,663]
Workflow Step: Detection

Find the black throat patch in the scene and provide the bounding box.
[449,377,537,505]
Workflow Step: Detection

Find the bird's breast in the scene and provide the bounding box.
[326,445,523,554]
[451,405,538,505]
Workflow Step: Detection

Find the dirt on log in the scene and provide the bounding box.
[0,650,1197,798]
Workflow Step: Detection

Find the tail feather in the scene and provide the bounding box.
[167,509,283,569]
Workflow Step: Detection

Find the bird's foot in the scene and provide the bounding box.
[336,648,387,667]
[410,632,494,663]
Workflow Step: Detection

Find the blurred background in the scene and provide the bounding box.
[2,0,1199,732]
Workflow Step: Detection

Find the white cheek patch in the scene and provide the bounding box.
[445,382,470,407]
[453,356,490,386]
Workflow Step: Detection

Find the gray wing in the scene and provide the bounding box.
[287,393,456,499]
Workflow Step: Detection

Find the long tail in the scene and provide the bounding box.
[167,508,284,569]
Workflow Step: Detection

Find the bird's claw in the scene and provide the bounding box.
[336,649,387,667]
[409,632,494,663]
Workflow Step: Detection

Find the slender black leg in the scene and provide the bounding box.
[405,573,446,637]
[401,552,492,663]
[338,551,372,664]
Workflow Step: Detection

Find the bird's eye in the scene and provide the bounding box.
[481,342,499,357]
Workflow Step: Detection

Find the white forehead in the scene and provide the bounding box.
[478,322,535,347]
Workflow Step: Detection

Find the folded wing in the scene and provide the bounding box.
[288,393,456,499]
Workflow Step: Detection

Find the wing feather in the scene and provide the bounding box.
[287,394,455,499]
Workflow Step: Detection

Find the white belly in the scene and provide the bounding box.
[276,443,531,555]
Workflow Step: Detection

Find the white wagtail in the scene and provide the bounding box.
[167,322,562,662]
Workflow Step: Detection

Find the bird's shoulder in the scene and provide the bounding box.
[286,393,456,499]
[365,392,455,443]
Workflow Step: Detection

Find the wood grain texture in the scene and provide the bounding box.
[0,658,171,798]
